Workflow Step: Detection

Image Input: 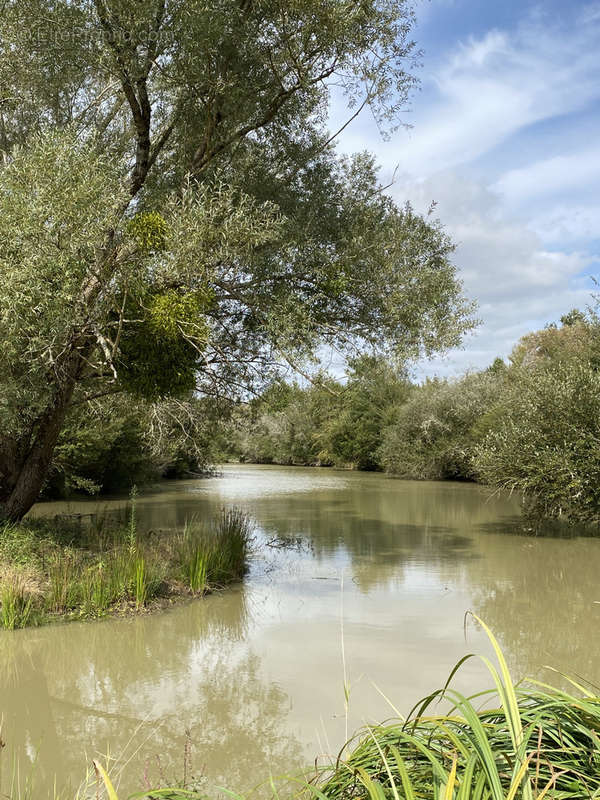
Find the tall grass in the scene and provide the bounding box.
[174,508,251,594]
[47,552,78,612]
[0,576,34,630]
[79,562,112,614]
[214,508,251,581]
[179,535,209,593]
[0,507,251,629]
[314,616,600,800]
[130,553,164,608]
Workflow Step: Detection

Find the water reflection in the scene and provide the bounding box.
[0,585,303,795]
[4,465,600,794]
[466,532,600,681]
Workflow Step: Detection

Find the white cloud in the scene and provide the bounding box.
[414,19,599,175]
[397,173,595,377]
[333,5,600,180]
[493,148,600,207]
[329,3,600,376]
[530,204,600,246]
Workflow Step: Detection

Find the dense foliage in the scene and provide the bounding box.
[45,395,232,498]
[230,356,410,469]
[49,307,600,529]
[476,312,600,527]
[378,367,504,480]
[225,356,504,479]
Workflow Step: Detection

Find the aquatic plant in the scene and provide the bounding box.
[314,617,600,800]
[183,541,209,594]
[174,509,251,594]
[214,508,252,581]
[46,551,79,612]
[78,561,113,614]
[130,552,163,609]
[174,521,211,593]
[133,555,147,608]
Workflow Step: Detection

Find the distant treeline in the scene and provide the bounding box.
[48,309,600,529]
[225,308,600,528]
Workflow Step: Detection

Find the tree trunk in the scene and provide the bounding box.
[0,377,77,523]
[3,414,69,522]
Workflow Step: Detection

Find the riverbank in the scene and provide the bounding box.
[0,506,251,629]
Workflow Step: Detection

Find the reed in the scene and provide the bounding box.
[46,551,79,612]
[78,561,113,614]
[173,521,211,593]
[0,506,251,628]
[185,543,209,593]
[102,550,129,606]
[213,508,251,582]
[129,552,163,608]
[314,617,600,800]
[133,554,147,608]
[174,508,251,594]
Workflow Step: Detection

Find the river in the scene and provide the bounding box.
[1,465,599,796]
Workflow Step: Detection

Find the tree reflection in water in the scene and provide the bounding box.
[467,523,600,684]
[0,584,304,796]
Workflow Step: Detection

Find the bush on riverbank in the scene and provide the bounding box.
[476,359,600,528]
[43,395,233,499]
[0,508,251,629]
[378,368,504,480]
[231,357,410,469]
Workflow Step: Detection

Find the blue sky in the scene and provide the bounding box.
[332,0,600,376]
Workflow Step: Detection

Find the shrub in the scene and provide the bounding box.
[476,360,600,527]
[379,371,502,480]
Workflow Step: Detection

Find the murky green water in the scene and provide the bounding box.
[1,465,599,795]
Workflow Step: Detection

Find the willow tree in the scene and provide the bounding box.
[0,0,475,520]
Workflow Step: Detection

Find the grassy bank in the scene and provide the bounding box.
[0,506,251,629]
